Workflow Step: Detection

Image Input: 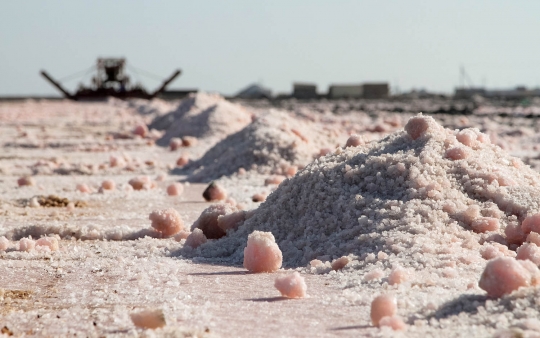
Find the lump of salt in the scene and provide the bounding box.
[149,209,184,237]
[345,134,363,148]
[243,231,282,273]
[274,272,307,298]
[471,217,499,233]
[379,315,406,331]
[331,256,350,271]
[388,266,409,285]
[169,138,183,151]
[129,176,155,190]
[18,176,35,187]
[371,294,397,326]
[174,230,190,241]
[522,213,540,234]
[35,237,59,251]
[176,154,189,167]
[166,183,184,196]
[446,146,470,161]
[217,210,246,232]
[130,309,166,329]
[478,257,539,298]
[182,136,197,147]
[76,183,91,193]
[252,192,268,203]
[132,124,148,137]
[185,228,207,248]
[0,236,10,251]
[101,180,115,191]
[202,182,227,202]
[192,204,237,239]
[404,115,439,140]
[19,238,35,252]
[527,232,540,246]
[516,243,540,266]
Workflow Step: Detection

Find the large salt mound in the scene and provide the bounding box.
[151,92,252,146]
[179,110,338,182]
[192,115,540,268]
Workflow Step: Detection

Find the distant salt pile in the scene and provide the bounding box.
[151,92,252,147]
[191,114,540,281]
[181,110,335,182]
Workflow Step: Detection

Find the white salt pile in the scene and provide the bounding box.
[180,109,338,182]
[189,114,540,282]
[151,92,252,147]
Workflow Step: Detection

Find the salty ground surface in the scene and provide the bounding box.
[2,96,540,337]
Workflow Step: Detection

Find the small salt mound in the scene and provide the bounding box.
[152,92,252,147]
[180,110,336,182]
[274,272,307,298]
[193,114,540,271]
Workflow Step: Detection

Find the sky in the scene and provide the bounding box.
[1,1,539,96]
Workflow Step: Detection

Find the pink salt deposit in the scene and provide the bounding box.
[17,176,35,187]
[0,236,10,251]
[191,203,237,239]
[169,138,183,151]
[132,123,148,138]
[345,134,364,148]
[479,257,540,298]
[174,230,191,241]
[176,154,189,167]
[18,238,35,252]
[388,266,410,285]
[181,136,197,147]
[522,213,540,234]
[370,294,397,326]
[243,231,282,273]
[149,209,184,237]
[101,180,116,190]
[274,272,307,298]
[331,256,350,271]
[251,192,267,202]
[128,176,155,190]
[130,309,166,329]
[202,182,227,202]
[378,315,407,331]
[166,183,184,196]
[264,175,286,186]
[516,243,540,265]
[185,228,207,248]
[35,237,59,251]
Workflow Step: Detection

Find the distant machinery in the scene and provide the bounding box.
[292,83,318,99]
[41,58,181,100]
[328,83,389,99]
[362,83,389,99]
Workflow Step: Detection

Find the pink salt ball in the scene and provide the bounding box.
[404,115,430,140]
[169,138,183,151]
[166,183,184,196]
[506,222,527,245]
[331,256,350,271]
[522,214,540,234]
[18,238,35,252]
[149,208,184,237]
[130,309,166,329]
[76,183,91,193]
[35,237,59,251]
[0,236,10,251]
[345,134,363,148]
[264,175,286,186]
[185,228,207,248]
[101,180,116,191]
[243,231,283,273]
[445,146,469,160]
[516,243,540,266]
[274,272,307,298]
[252,192,268,203]
[478,257,533,298]
[202,182,227,202]
[285,165,298,177]
[192,204,237,239]
[176,154,189,167]
[217,210,246,232]
[371,294,397,326]
[471,217,499,233]
[527,232,540,246]
[17,176,35,187]
[181,136,197,147]
[364,268,385,281]
[456,129,478,148]
[132,124,148,138]
[173,230,191,242]
[379,316,407,331]
[388,266,409,285]
[109,155,126,167]
[129,176,155,190]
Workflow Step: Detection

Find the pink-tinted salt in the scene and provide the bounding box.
[217,211,246,232]
[202,182,227,202]
[132,124,148,138]
[388,266,409,285]
[130,309,166,329]
[174,230,191,242]
[522,214,540,234]
[18,238,35,252]
[345,134,363,148]
[128,176,155,190]
[516,243,540,266]
[331,256,350,270]
[471,217,500,233]
[243,231,283,273]
[264,175,286,186]
[370,294,397,326]
[192,204,237,239]
[149,209,184,237]
[176,154,189,167]
[35,237,59,251]
[379,315,407,331]
[101,180,115,190]
[17,176,35,187]
[0,236,10,251]
[252,192,267,202]
[478,257,537,298]
[185,228,207,248]
[166,183,184,196]
[527,232,540,246]
[274,272,307,298]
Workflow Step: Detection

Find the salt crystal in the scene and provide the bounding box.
[446,146,470,160]
[169,138,183,151]
[345,134,364,148]
[274,272,307,298]
[130,309,166,329]
[527,232,540,246]
[0,236,10,251]
[478,257,535,298]
[516,243,540,266]
[176,154,189,167]
[128,176,155,190]
[522,214,540,234]
[174,230,191,242]
[243,231,282,273]
[471,217,500,233]
[265,175,286,186]
[149,209,184,237]
[19,238,35,252]
[388,266,409,285]
[377,251,389,260]
[371,294,397,326]
[202,182,227,202]
[185,228,207,248]
[285,165,298,177]
[166,183,184,196]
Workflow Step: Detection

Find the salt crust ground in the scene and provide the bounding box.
[2,97,540,337]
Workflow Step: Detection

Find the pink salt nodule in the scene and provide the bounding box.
[130,309,166,329]
[527,232,540,246]
[516,242,540,266]
[331,256,350,271]
[35,237,59,251]
[446,146,470,160]
[274,272,307,298]
[471,217,500,233]
[217,210,246,232]
[265,175,286,186]
[192,203,238,239]
[181,136,197,147]
[18,238,35,252]
[243,231,283,273]
[76,183,91,193]
[149,208,184,237]
[0,236,10,251]
[371,294,397,326]
[522,214,540,235]
[285,165,298,177]
[185,228,207,248]
[174,230,191,242]
[128,176,155,190]
[379,315,407,331]
[109,155,126,168]
[202,182,227,202]
[345,134,363,148]
[169,138,183,151]
[388,266,409,285]
[478,257,540,298]
[132,123,148,138]
[252,192,268,203]
[404,114,436,140]
[101,180,115,190]
[17,176,35,187]
[166,183,184,196]
[176,154,189,167]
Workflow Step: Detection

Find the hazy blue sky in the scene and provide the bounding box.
[1,1,539,96]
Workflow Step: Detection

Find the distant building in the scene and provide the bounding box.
[362,83,389,99]
[293,83,318,99]
[235,83,272,99]
[328,84,363,99]
[454,86,540,100]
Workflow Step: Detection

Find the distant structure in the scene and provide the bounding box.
[158,89,198,100]
[292,83,318,99]
[235,83,272,99]
[454,86,540,100]
[40,58,181,100]
[328,83,389,99]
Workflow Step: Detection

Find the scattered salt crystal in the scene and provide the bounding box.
[371,294,397,326]
[185,228,207,248]
[101,180,115,190]
[202,182,227,202]
[130,309,166,329]
[18,176,35,187]
[18,238,35,252]
[243,231,282,273]
[149,209,184,237]
[379,315,407,331]
[166,183,184,196]
[331,256,350,271]
[35,237,59,251]
[0,236,10,251]
[274,272,307,298]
